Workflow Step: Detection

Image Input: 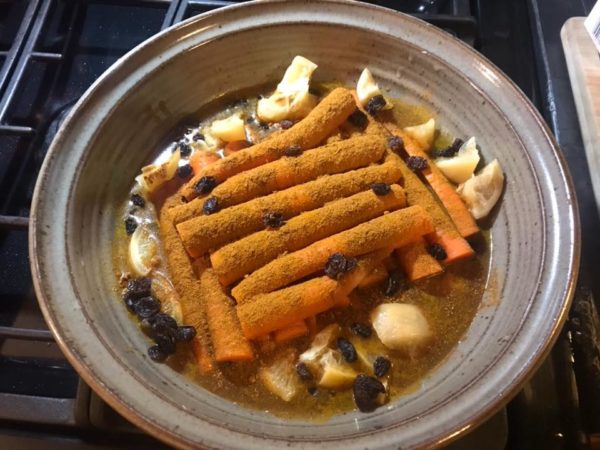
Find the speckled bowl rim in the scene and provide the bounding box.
[29,1,580,449]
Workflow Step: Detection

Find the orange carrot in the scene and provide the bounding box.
[159,196,214,373]
[210,185,405,283]
[390,126,479,238]
[199,268,254,362]
[189,151,220,174]
[273,321,309,343]
[237,277,343,339]
[232,206,433,302]
[180,87,356,200]
[306,316,318,335]
[395,237,443,282]
[206,135,386,210]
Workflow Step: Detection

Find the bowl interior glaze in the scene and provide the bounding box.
[30,1,579,449]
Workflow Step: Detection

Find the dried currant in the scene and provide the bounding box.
[387,135,404,152]
[432,138,463,158]
[134,296,160,319]
[365,95,387,115]
[384,270,403,296]
[284,145,302,157]
[296,362,313,381]
[194,176,217,195]
[353,374,387,412]
[176,164,193,179]
[324,253,357,279]
[124,217,137,235]
[148,345,167,362]
[373,356,391,378]
[337,337,357,363]
[176,326,197,342]
[203,196,219,215]
[130,194,145,208]
[406,156,428,172]
[370,183,391,196]
[178,142,192,157]
[262,212,286,229]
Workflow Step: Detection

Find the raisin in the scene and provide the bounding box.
[350,323,372,338]
[353,375,386,412]
[307,386,318,396]
[365,95,387,115]
[432,138,463,158]
[178,142,192,157]
[284,145,302,157]
[347,109,368,130]
[193,133,204,142]
[203,196,219,215]
[259,122,270,131]
[427,243,447,261]
[148,345,167,362]
[176,326,197,342]
[125,277,152,299]
[245,116,256,124]
[154,334,176,355]
[370,183,391,196]
[150,313,179,339]
[337,337,357,363]
[124,296,138,313]
[387,135,404,152]
[296,362,313,381]
[279,120,294,129]
[373,356,391,377]
[140,318,154,335]
[406,156,428,171]
[262,212,286,229]
[194,176,217,195]
[130,194,145,208]
[324,253,357,279]
[124,217,137,235]
[384,270,404,296]
[134,296,160,319]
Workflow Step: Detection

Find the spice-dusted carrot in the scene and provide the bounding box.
[237,277,342,339]
[189,151,220,174]
[199,268,254,362]
[210,185,406,283]
[206,135,387,209]
[389,125,479,238]
[172,156,403,250]
[180,87,356,200]
[231,205,434,302]
[237,250,391,339]
[159,196,214,374]
[273,321,309,343]
[395,237,443,282]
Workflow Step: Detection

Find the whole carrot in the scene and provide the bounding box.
[231,205,434,303]
[180,87,356,201]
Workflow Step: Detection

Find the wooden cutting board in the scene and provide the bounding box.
[561,18,600,210]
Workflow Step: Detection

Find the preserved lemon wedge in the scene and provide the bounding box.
[356,68,393,109]
[210,113,246,142]
[259,349,301,401]
[152,272,183,324]
[257,56,318,122]
[299,324,340,371]
[128,224,159,277]
[318,349,357,389]
[457,159,504,219]
[136,149,180,194]
[435,136,480,184]
[404,118,436,150]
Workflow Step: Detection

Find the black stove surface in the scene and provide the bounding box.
[0,0,598,448]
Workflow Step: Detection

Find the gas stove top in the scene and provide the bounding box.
[1,1,599,448]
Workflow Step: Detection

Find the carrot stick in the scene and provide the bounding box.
[273,321,309,343]
[231,205,434,302]
[223,140,251,156]
[237,277,341,339]
[180,87,356,201]
[389,125,479,238]
[158,196,214,373]
[237,250,391,339]
[395,237,443,282]
[306,316,318,335]
[199,268,254,362]
[172,157,403,254]
[210,185,406,283]
[205,135,386,210]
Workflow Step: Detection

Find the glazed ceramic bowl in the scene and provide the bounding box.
[29,1,579,448]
